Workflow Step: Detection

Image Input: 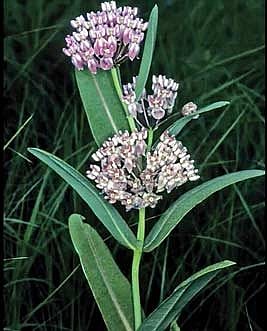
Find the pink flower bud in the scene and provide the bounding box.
[94,37,107,56]
[79,28,88,39]
[80,40,91,52]
[62,48,72,56]
[87,59,98,74]
[128,43,140,61]
[73,32,81,42]
[123,27,132,45]
[107,35,117,54]
[70,20,79,29]
[142,22,149,31]
[89,29,96,39]
[71,53,84,70]
[133,7,138,17]
[100,57,113,70]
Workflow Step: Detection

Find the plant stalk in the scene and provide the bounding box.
[111,67,136,132]
[132,208,146,330]
[147,128,154,152]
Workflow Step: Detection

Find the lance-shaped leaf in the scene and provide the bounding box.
[144,170,265,252]
[153,101,230,147]
[69,214,134,331]
[75,69,130,146]
[168,101,230,136]
[138,260,236,331]
[28,147,137,250]
[135,5,158,101]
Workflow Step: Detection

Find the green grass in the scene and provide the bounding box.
[4,0,265,330]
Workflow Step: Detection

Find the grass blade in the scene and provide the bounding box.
[4,113,34,151]
[28,147,137,250]
[144,170,265,252]
[69,214,134,331]
[135,5,158,101]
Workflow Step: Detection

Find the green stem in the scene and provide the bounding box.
[132,208,146,330]
[111,67,136,132]
[147,128,154,152]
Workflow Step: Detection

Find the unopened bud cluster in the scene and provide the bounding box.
[181,102,199,118]
[62,1,148,74]
[86,129,199,211]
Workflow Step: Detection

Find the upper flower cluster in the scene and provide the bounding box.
[62,1,148,74]
[86,129,199,211]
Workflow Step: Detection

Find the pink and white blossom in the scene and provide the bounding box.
[62,1,148,74]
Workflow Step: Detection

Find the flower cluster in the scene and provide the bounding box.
[86,129,199,211]
[122,75,179,127]
[62,1,148,74]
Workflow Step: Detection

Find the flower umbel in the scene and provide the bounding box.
[86,129,200,211]
[62,1,148,74]
[122,75,199,128]
[122,75,179,127]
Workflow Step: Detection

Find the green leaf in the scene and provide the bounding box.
[138,260,236,331]
[144,170,265,252]
[168,101,230,137]
[28,147,137,250]
[69,214,134,331]
[135,5,158,101]
[75,69,130,146]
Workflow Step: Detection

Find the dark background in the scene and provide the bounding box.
[4,0,265,330]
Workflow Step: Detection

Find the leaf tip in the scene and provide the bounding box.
[221,260,237,267]
[27,147,39,156]
[69,213,86,224]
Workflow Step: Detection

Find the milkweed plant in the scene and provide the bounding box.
[28,2,265,331]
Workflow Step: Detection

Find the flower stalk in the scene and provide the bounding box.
[131,207,146,330]
[147,127,154,152]
[111,67,136,132]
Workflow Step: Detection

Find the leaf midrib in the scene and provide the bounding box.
[140,286,188,330]
[84,227,133,331]
[51,154,136,249]
[145,171,263,249]
[29,148,136,249]
[92,74,119,134]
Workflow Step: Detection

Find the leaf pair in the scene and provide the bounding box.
[69,214,236,331]
[28,147,265,252]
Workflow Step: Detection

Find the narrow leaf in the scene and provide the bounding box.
[69,214,134,331]
[138,261,235,331]
[75,69,130,146]
[168,101,230,137]
[135,5,158,101]
[144,170,265,251]
[28,147,137,250]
